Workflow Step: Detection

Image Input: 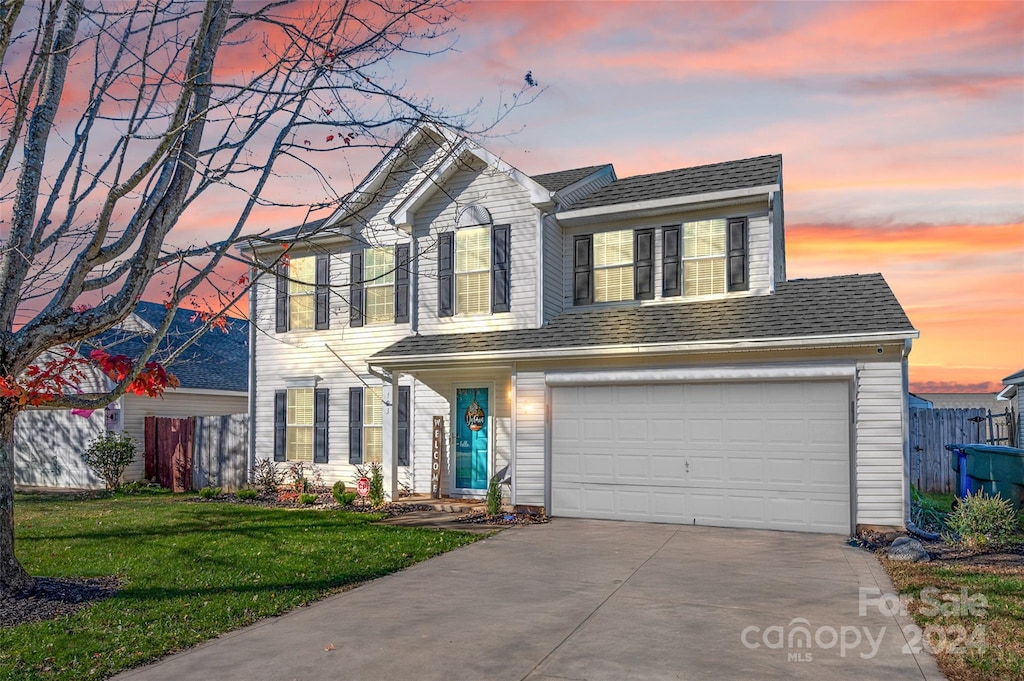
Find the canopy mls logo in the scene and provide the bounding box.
[740,587,989,662]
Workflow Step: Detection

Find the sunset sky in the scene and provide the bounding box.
[176,1,1022,393]
[404,0,1024,393]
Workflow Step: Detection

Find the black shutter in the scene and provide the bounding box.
[348,387,363,465]
[275,264,289,333]
[349,251,364,327]
[727,217,748,291]
[273,390,287,462]
[394,243,410,324]
[573,235,593,305]
[491,224,511,313]
[313,388,329,463]
[397,385,410,466]
[315,255,330,330]
[634,228,654,301]
[438,231,454,317]
[663,226,681,297]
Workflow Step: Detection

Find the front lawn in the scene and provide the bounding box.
[1,493,478,680]
[885,558,1024,681]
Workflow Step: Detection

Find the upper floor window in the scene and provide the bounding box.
[364,247,395,324]
[593,229,634,303]
[288,256,315,330]
[456,226,491,314]
[683,219,726,296]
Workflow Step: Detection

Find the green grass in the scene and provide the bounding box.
[886,560,1024,681]
[1,492,479,680]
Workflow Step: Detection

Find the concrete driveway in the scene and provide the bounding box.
[116,520,943,681]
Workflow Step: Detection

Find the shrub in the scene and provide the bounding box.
[82,431,137,491]
[298,492,318,505]
[331,480,346,504]
[198,486,222,499]
[118,480,168,495]
[251,458,284,495]
[339,491,358,507]
[945,490,1018,549]
[486,475,502,517]
[236,488,258,501]
[367,462,384,507]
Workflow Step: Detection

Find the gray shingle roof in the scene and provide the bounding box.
[1004,368,1024,384]
[567,154,782,211]
[82,302,249,392]
[265,215,338,241]
[373,274,914,360]
[531,165,610,192]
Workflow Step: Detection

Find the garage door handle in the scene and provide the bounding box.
[685,459,689,473]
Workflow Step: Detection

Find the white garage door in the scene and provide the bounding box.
[550,381,851,534]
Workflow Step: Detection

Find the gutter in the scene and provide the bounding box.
[557,184,780,225]
[370,329,920,369]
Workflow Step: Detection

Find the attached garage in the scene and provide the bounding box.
[550,378,853,534]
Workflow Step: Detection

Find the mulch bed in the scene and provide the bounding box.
[1,576,120,629]
[192,492,427,517]
[852,529,1024,569]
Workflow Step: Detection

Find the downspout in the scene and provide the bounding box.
[247,264,257,480]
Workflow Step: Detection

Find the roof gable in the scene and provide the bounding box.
[531,165,613,192]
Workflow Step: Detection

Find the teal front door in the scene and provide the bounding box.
[455,388,488,491]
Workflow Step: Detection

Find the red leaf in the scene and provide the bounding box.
[326,135,334,142]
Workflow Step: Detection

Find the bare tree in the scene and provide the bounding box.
[0,0,534,594]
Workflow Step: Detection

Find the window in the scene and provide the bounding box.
[593,229,634,302]
[286,387,314,461]
[363,386,383,464]
[683,219,726,296]
[455,226,490,314]
[288,256,315,330]
[363,247,394,324]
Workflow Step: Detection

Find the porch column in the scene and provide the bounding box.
[381,372,400,501]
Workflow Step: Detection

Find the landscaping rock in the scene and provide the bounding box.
[888,536,931,562]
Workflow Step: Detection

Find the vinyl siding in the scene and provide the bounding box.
[854,360,906,526]
[414,157,540,334]
[561,201,773,309]
[541,212,563,322]
[514,370,547,507]
[121,391,248,481]
[772,189,786,283]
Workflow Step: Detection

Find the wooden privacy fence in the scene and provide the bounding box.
[145,414,248,492]
[907,407,1014,495]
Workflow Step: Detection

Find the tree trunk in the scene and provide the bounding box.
[0,406,33,594]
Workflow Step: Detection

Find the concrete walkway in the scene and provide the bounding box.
[115,520,943,681]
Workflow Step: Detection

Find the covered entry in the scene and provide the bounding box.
[549,378,853,533]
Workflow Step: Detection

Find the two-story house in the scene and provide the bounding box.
[243,124,918,535]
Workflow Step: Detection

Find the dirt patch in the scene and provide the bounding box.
[455,510,550,526]
[1,576,120,628]
[924,541,1024,569]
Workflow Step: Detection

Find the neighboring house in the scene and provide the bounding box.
[14,303,249,489]
[997,368,1024,448]
[918,392,1006,413]
[908,393,933,409]
[244,124,918,535]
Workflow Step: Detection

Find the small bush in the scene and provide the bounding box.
[82,431,137,491]
[910,486,949,534]
[251,459,284,495]
[339,491,358,507]
[298,492,318,505]
[198,486,222,499]
[368,462,384,507]
[945,490,1018,548]
[118,480,168,495]
[331,480,346,504]
[486,475,502,517]
[236,488,258,501]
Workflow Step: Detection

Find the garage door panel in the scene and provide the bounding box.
[551,380,851,534]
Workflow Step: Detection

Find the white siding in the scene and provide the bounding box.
[773,189,786,283]
[121,391,248,481]
[855,360,906,526]
[15,408,106,489]
[541,212,563,322]
[514,370,546,507]
[414,157,540,334]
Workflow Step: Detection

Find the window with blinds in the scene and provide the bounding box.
[683,219,726,296]
[593,229,634,302]
[288,256,315,330]
[363,386,383,464]
[286,387,314,461]
[364,247,395,324]
[456,226,490,315]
